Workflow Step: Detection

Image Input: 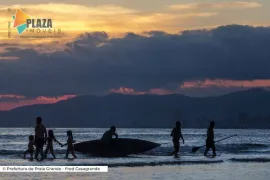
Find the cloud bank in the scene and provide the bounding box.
[1,25,270,98]
[169,1,262,10]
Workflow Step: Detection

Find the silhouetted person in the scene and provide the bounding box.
[100,126,118,155]
[23,135,35,160]
[101,126,118,144]
[62,130,77,158]
[204,121,216,157]
[171,121,184,158]
[44,130,62,159]
[34,117,47,160]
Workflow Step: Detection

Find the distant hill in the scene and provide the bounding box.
[0,88,270,128]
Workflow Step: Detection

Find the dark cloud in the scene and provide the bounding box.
[1,25,270,96]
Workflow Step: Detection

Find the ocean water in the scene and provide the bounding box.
[1,128,270,180]
[0,128,270,166]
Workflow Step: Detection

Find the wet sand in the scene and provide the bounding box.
[1,162,270,180]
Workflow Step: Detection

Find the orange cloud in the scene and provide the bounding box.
[0,3,219,47]
[36,95,77,102]
[110,87,146,95]
[0,94,76,111]
[110,87,174,95]
[0,94,25,99]
[0,56,19,60]
[1,1,268,52]
[169,1,262,10]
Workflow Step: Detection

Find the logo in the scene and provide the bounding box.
[12,9,31,35]
[10,8,62,38]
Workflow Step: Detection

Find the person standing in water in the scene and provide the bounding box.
[23,135,35,160]
[44,130,62,159]
[171,121,184,158]
[62,130,77,159]
[34,117,47,160]
[204,121,216,157]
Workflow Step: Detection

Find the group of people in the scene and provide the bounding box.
[24,117,77,160]
[24,117,216,160]
[170,121,216,158]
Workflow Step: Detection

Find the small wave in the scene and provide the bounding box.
[142,143,269,156]
[230,158,270,162]
[0,134,30,139]
[0,149,68,155]
[68,160,223,167]
[216,144,268,153]
[0,150,22,155]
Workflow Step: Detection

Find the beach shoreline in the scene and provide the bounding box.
[1,162,270,180]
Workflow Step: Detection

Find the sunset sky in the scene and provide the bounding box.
[0,0,270,110]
